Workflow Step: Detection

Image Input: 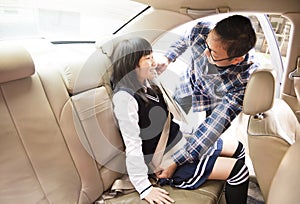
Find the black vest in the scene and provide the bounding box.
[127,87,183,165]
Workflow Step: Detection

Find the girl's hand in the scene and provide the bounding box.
[144,187,175,204]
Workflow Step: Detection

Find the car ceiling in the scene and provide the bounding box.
[134,0,300,14]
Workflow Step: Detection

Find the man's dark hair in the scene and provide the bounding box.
[214,15,257,58]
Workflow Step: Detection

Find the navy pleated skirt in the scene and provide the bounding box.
[159,138,223,189]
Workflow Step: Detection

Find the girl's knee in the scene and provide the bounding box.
[226,159,249,185]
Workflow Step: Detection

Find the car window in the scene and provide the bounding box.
[0,0,148,41]
[264,14,291,63]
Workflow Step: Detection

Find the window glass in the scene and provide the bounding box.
[0,0,147,41]
[250,14,292,97]
[255,14,291,64]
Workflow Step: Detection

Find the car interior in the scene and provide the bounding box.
[1,0,300,203]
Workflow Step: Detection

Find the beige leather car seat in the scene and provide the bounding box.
[57,48,126,188]
[243,68,300,203]
[267,139,300,204]
[0,43,104,203]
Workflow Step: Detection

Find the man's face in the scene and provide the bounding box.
[204,30,237,67]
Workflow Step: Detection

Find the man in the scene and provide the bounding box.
[156,15,259,204]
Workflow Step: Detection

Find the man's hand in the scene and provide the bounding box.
[155,162,177,179]
[155,55,170,75]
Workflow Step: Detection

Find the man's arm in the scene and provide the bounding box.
[156,21,212,74]
[172,90,244,165]
[165,21,212,62]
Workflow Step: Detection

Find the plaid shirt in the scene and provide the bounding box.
[165,21,259,165]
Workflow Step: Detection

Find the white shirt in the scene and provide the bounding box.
[112,90,153,199]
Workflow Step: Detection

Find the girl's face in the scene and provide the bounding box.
[135,53,157,84]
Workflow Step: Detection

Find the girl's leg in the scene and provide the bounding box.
[208,157,249,204]
[225,159,249,204]
[207,157,236,180]
[220,136,246,162]
[231,141,246,162]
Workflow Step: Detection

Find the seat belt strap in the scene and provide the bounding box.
[159,82,187,124]
[148,111,171,172]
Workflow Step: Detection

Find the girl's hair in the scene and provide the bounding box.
[111,37,160,101]
[213,15,257,58]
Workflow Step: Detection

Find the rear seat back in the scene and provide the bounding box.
[34,41,126,196]
[0,43,99,203]
[0,41,127,203]
[35,46,105,202]
[57,48,126,186]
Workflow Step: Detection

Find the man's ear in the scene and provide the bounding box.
[231,56,244,65]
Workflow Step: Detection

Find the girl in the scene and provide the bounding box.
[111,37,249,204]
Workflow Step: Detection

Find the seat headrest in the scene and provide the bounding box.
[62,35,136,95]
[243,68,275,115]
[0,44,35,83]
[95,34,132,58]
[95,35,116,57]
[60,50,112,95]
